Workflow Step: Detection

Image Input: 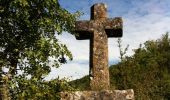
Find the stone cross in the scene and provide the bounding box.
[75,3,123,90]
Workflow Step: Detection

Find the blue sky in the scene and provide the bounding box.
[45,0,170,80]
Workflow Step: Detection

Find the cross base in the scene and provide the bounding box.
[60,89,134,100]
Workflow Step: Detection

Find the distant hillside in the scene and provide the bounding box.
[69,75,90,90]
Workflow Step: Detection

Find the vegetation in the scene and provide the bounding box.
[0,0,79,99]
[9,76,74,99]
[69,75,90,91]
[71,33,170,100]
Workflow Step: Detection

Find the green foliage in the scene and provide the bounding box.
[9,76,74,100]
[69,75,90,91]
[110,33,170,99]
[0,0,80,99]
[0,0,79,76]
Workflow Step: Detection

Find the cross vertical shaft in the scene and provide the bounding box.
[90,29,110,90]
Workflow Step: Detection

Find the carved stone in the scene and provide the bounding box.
[75,3,123,90]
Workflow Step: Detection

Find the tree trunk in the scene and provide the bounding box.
[0,58,17,100]
[0,66,11,100]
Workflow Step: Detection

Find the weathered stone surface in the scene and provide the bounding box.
[75,3,123,90]
[60,89,134,100]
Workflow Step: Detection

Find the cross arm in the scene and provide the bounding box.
[105,17,123,37]
[75,20,93,40]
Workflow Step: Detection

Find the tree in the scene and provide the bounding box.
[0,0,79,99]
[110,33,170,99]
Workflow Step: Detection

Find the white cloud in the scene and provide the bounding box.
[124,12,170,48]
[45,62,89,81]
[57,32,89,61]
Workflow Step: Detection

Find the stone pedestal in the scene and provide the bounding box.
[60,89,134,100]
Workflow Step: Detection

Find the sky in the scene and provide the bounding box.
[45,0,170,80]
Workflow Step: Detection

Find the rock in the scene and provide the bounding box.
[60,89,134,100]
